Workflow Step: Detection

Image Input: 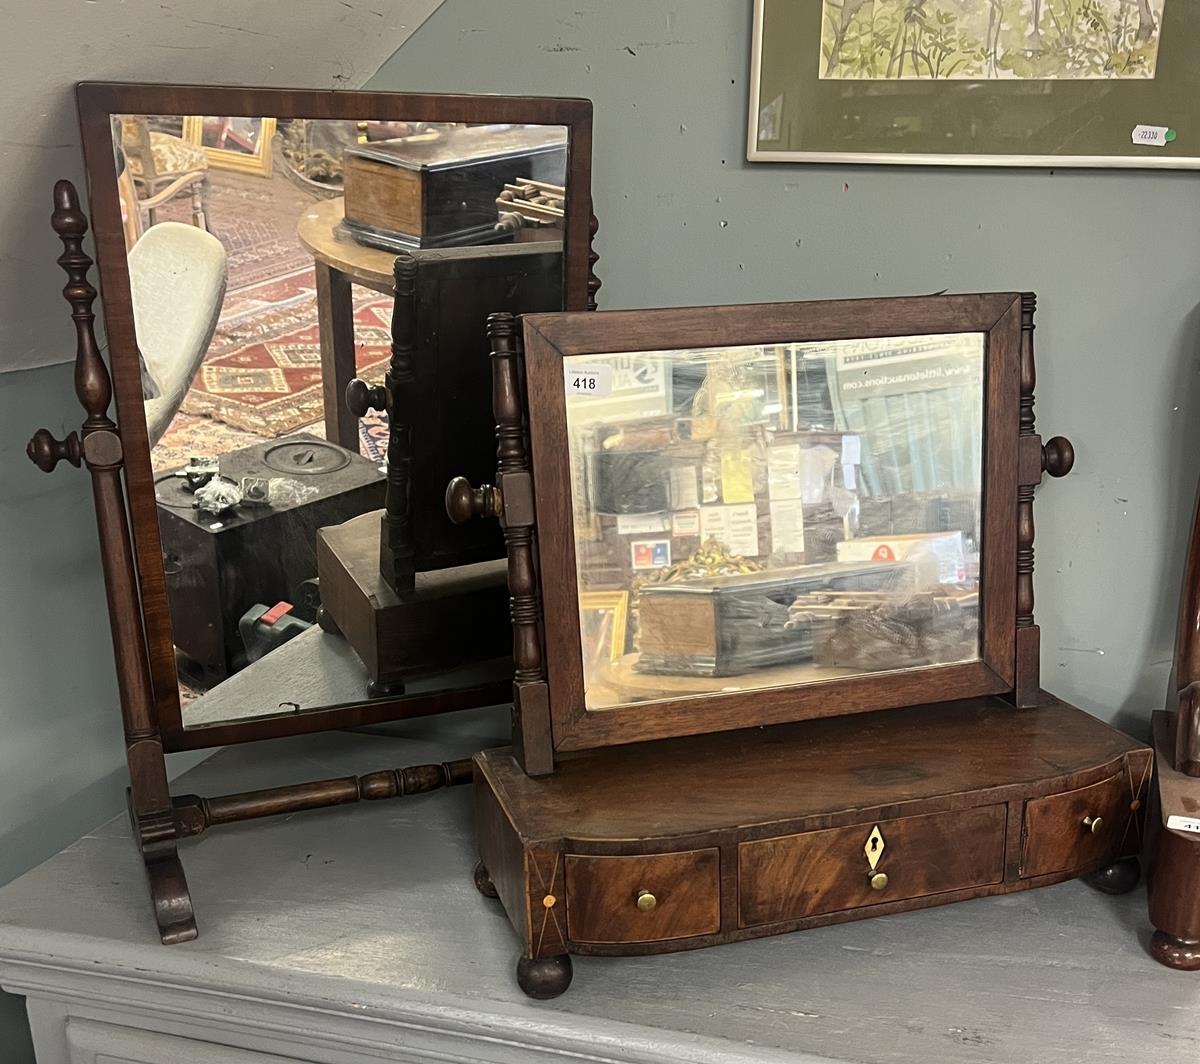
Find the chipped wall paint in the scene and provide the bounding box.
[0,0,446,373]
[372,0,1200,733]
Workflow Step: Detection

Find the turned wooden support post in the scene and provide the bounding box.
[488,312,553,775]
[27,180,196,944]
[1011,294,1073,707]
[1016,294,1037,630]
[172,758,474,838]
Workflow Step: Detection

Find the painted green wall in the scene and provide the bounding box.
[371,0,1200,737]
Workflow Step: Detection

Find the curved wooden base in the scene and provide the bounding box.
[1085,856,1141,895]
[516,954,572,1000]
[477,697,1151,978]
[145,852,198,944]
[1150,931,1200,971]
[473,860,499,899]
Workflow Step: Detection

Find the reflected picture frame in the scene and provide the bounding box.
[579,591,630,668]
[182,115,277,176]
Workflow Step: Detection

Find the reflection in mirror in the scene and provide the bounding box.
[563,334,985,711]
[112,114,569,728]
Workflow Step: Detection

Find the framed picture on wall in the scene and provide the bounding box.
[748,0,1200,167]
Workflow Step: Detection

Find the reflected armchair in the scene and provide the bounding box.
[119,117,211,231]
[128,222,228,446]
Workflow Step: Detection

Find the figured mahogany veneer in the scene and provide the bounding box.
[475,694,1150,976]
[1021,772,1130,878]
[738,805,1006,928]
[565,851,721,944]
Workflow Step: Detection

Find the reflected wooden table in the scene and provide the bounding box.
[296,197,397,453]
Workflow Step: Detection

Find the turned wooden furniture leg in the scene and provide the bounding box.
[28,180,197,945]
[315,260,359,453]
[473,861,499,899]
[516,954,573,1000]
[1150,825,1200,971]
[1085,856,1141,895]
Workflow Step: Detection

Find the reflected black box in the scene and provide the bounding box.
[635,559,912,677]
[341,126,567,252]
[154,435,385,687]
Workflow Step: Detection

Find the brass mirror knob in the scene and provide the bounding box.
[1083,815,1104,834]
[869,871,889,891]
[445,476,502,524]
[636,889,657,912]
[345,378,386,418]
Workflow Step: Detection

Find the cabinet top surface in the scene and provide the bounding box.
[481,694,1148,841]
[0,706,1182,1064]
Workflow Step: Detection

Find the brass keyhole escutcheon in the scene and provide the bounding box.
[1083,815,1104,834]
[869,871,889,891]
[864,825,886,871]
[636,889,657,912]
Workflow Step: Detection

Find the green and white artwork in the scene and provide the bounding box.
[820,0,1166,80]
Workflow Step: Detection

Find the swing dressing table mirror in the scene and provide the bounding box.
[448,294,1153,998]
[28,82,596,943]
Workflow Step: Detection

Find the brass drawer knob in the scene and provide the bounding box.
[1083,815,1104,834]
[636,889,657,912]
[869,871,889,891]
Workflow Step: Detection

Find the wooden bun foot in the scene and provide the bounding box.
[516,953,573,999]
[473,861,499,898]
[1150,931,1200,971]
[1085,856,1141,895]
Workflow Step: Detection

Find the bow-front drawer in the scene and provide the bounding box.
[1021,772,1130,878]
[564,849,721,945]
[738,805,1007,928]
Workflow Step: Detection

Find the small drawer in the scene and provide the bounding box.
[738,805,1006,928]
[1021,773,1127,878]
[564,849,720,944]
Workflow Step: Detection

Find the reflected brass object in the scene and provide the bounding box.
[640,539,764,588]
[543,894,557,909]
[1083,815,1104,834]
[869,871,889,891]
[864,825,886,871]
[636,889,657,912]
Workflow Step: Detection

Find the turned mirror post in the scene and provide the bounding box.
[29,182,194,942]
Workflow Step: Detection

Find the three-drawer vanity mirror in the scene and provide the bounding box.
[76,83,595,750]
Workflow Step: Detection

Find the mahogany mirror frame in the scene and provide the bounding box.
[75,82,595,753]
[512,293,1049,761]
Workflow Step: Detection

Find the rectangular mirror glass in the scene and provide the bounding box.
[109,111,570,730]
[562,333,984,711]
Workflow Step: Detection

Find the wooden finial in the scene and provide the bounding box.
[28,179,116,476]
[52,179,114,433]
